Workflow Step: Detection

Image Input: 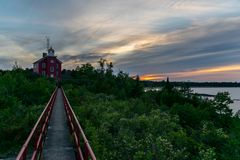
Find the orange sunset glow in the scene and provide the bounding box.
[141,64,240,81]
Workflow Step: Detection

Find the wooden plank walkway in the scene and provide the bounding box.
[42,89,75,160]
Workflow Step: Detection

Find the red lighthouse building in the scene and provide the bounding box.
[33,47,62,80]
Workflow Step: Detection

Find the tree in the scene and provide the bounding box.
[98,58,106,72]
[213,92,233,116]
[179,83,193,98]
[0,69,55,156]
[12,61,23,71]
[61,59,240,160]
[106,62,113,75]
[213,92,233,129]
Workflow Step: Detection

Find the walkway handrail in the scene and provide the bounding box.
[16,88,58,160]
[61,87,97,160]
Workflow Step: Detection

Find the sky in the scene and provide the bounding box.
[0,0,240,81]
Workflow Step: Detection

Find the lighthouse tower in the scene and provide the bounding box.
[48,47,55,56]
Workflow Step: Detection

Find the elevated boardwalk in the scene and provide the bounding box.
[16,87,96,160]
[42,89,75,159]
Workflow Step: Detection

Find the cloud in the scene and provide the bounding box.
[60,52,113,62]
[0,57,14,69]
[59,52,114,69]
[0,0,240,81]
[113,17,240,75]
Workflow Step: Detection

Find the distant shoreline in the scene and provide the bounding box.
[142,81,240,88]
[191,86,240,88]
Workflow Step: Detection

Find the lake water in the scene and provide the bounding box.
[192,87,240,114]
[145,87,240,114]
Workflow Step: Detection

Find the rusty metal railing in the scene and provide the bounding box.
[61,87,96,160]
[16,88,58,160]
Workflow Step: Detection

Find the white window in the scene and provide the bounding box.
[34,64,39,73]
[42,63,46,68]
[50,66,54,72]
[35,63,38,68]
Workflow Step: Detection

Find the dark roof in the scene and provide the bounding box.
[33,56,62,64]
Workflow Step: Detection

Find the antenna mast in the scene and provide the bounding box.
[46,36,50,50]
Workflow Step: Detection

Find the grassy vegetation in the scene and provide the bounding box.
[0,68,55,157]
[1,60,240,159]
[63,60,240,160]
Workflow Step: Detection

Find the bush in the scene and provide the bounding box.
[0,69,55,157]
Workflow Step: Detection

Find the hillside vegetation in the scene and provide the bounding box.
[1,60,240,159]
[63,60,240,160]
[0,68,55,157]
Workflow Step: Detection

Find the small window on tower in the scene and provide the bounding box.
[51,60,54,63]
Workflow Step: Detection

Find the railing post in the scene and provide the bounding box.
[84,143,89,160]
